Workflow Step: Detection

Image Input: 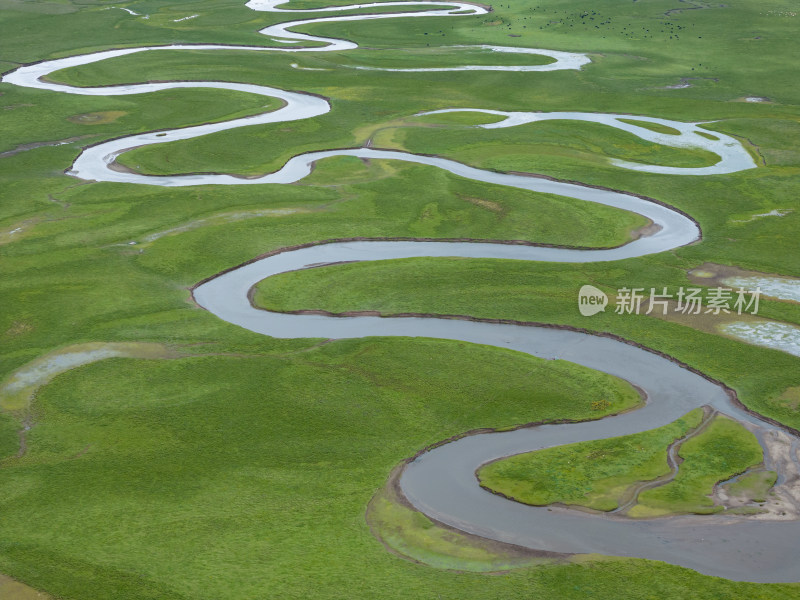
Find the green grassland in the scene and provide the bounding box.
[0,342,796,599]
[252,254,800,430]
[333,46,557,69]
[0,85,280,155]
[1,0,800,597]
[476,409,704,512]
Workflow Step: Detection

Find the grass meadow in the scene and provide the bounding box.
[1,0,799,597]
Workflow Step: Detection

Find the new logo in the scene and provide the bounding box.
[578,285,608,316]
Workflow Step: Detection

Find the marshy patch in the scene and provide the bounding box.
[719,321,800,358]
[687,262,800,303]
[0,134,92,159]
[366,464,565,571]
[730,96,773,103]
[646,297,800,358]
[729,209,793,223]
[0,342,175,411]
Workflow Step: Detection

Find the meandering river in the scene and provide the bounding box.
[4,0,796,583]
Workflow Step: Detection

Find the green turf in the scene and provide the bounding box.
[0,338,643,598]
[2,0,800,596]
[0,341,795,599]
[477,409,704,512]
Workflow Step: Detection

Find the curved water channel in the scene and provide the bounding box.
[3,0,796,584]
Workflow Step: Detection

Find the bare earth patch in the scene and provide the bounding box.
[67,110,127,125]
[460,194,503,213]
[0,573,51,599]
[776,387,800,411]
[716,429,800,520]
[3,321,33,338]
